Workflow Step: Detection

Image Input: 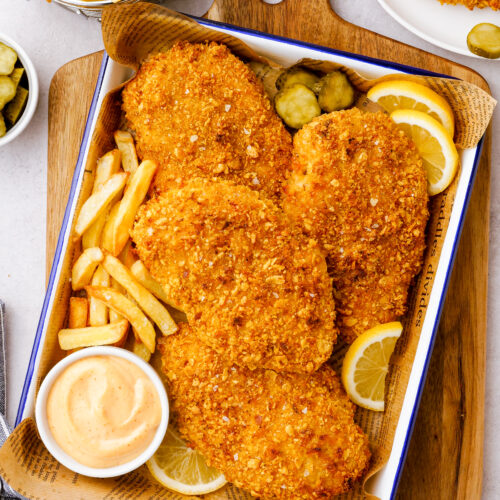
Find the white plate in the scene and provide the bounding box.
[16,19,484,500]
[378,0,500,58]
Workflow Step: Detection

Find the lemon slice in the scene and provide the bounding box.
[390,109,459,196]
[147,426,227,495]
[342,322,402,411]
[367,80,455,137]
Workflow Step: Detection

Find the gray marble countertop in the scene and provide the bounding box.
[0,0,497,497]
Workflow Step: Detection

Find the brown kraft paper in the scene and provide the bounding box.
[0,2,495,500]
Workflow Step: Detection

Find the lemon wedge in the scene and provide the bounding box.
[367,80,455,137]
[342,322,402,411]
[147,426,227,495]
[390,109,459,196]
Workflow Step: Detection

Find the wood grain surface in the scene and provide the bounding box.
[47,52,103,284]
[47,1,490,498]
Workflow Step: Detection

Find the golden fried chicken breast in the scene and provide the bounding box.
[132,179,336,373]
[122,41,292,201]
[160,324,371,499]
[283,109,429,343]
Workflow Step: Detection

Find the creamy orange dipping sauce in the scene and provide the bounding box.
[46,355,162,468]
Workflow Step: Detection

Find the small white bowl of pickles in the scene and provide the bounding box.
[0,33,38,147]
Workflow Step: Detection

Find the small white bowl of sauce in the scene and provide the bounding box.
[35,346,169,478]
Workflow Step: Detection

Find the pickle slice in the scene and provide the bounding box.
[0,42,17,76]
[0,112,6,137]
[276,67,320,91]
[467,23,500,59]
[0,76,16,110]
[314,71,355,112]
[9,67,24,90]
[248,61,281,98]
[248,61,272,79]
[274,83,321,129]
[4,86,28,124]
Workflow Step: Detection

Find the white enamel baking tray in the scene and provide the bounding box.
[16,18,485,500]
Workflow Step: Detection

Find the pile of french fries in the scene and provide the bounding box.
[60,131,178,362]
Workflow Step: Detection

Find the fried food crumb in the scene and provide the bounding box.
[438,0,499,10]
[283,109,429,343]
[122,41,293,201]
[132,179,337,372]
[160,324,371,499]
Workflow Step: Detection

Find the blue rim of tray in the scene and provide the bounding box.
[15,53,109,423]
[16,18,486,500]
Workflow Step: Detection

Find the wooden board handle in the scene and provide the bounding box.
[208,0,343,42]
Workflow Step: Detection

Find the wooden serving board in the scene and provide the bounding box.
[47,1,490,498]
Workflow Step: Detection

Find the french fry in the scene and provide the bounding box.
[111,160,157,256]
[130,260,177,308]
[109,277,125,323]
[119,239,137,268]
[101,200,120,253]
[74,172,128,237]
[113,327,129,348]
[82,150,122,249]
[58,320,129,350]
[85,286,156,352]
[68,297,88,329]
[102,254,177,337]
[109,311,122,324]
[71,247,103,291]
[132,338,151,363]
[82,211,107,250]
[93,149,122,192]
[114,130,139,173]
[89,265,110,326]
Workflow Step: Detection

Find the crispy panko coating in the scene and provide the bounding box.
[160,324,371,499]
[122,41,292,201]
[132,179,336,373]
[438,0,499,9]
[283,109,429,343]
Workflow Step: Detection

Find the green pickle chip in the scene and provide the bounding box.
[276,67,320,92]
[0,75,16,110]
[0,42,17,76]
[274,83,321,129]
[5,86,28,124]
[315,71,355,112]
[9,67,24,89]
[0,112,6,138]
[467,23,500,59]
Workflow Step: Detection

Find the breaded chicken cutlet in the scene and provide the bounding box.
[122,42,292,201]
[132,179,337,373]
[283,109,429,343]
[160,324,371,499]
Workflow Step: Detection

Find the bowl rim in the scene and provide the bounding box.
[35,346,169,478]
[0,32,39,148]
